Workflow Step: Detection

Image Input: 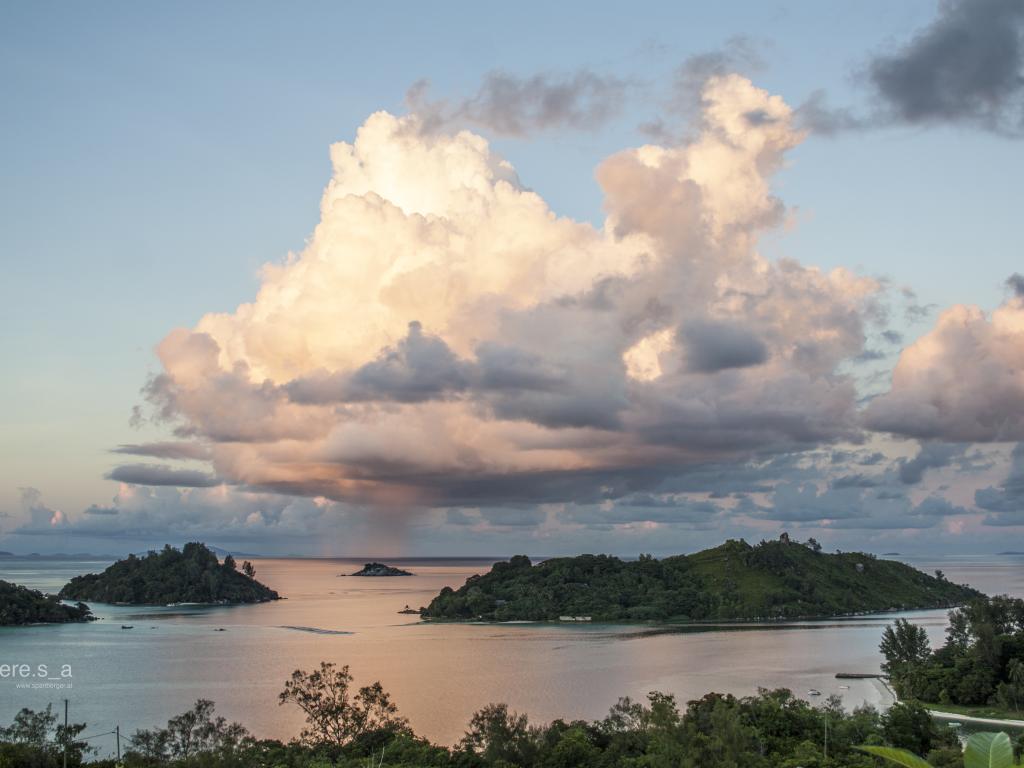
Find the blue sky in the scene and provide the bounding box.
[2,1,1023,555]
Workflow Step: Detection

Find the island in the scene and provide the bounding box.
[58,542,280,605]
[0,580,93,625]
[421,537,983,622]
[349,562,413,577]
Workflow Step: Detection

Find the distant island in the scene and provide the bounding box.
[0,580,93,626]
[349,562,413,577]
[58,543,280,605]
[422,536,982,623]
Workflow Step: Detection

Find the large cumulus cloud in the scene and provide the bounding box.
[130,76,883,511]
[865,292,1024,442]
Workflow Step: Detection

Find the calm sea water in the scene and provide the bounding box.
[0,554,1021,758]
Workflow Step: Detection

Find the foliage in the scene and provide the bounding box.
[860,730,1020,768]
[0,704,90,767]
[0,667,990,767]
[0,579,93,626]
[880,621,933,696]
[881,596,1024,712]
[279,662,410,747]
[124,699,252,764]
[58,543,279,605]
[423,538,982,622]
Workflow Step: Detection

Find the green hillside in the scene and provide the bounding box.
[422,537,982,622]
[58,542,280,605]
[0,580,93,625]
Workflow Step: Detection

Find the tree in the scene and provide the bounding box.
[0,705,90,766]
[242,560,256,579]
[223,554,237,570]
[881,701,936,756]
[278,662,408,746]
[126,699,251,762]
[460,703,538,765]
[996,658,1024,712]
[880,619,932,696]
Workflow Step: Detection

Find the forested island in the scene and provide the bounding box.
[57,543,280,605]
[0,580,93,626]
[350,562,413,577]
[422,537,982,622]
[881,595,1024,718]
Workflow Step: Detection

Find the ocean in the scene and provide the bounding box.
[0,553,1021,758]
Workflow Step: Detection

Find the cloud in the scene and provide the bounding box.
[13,488,69,533]
[8,486,359,548]
[1006,273,1024,298]
[287,321,471,404]
[111,442,212,461]
[680,320,768,373]
[868,0,1024,136]
[865,290,1024,441]
[130,76,884,512]
[742,481,966,529]
[975,442,1024,524]
[106,464,220,488]
[897,443,967,484]
[640,39,765,140]
[797,0,1024,138]
[406,70,629,137]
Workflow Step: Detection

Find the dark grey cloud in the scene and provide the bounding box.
[288,322,470,405]
[975,443,1024,523]
[558,496,721,527]
[830,473,882,489]
[1006,273,1024,297]
[869,0,1024,136]
[479,507,547,528]
[803,0,1024,137]
[83,505,119,516]
[106,464,220,488]
[681,320,768,373]
[111,441,212,461]
[743,481,965,529]
[898,443,966,484]
[407,70,629,137]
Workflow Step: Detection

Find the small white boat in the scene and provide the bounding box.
[807,689,822,696]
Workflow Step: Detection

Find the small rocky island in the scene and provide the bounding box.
[0,579,93,625]
[349,562,413,577]
[58,542,280,605]
[422,536,982,623]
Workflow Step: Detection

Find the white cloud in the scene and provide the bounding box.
[126,75,884,516]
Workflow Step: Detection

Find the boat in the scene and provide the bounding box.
[807,689,822,696]
[120,625,133,629]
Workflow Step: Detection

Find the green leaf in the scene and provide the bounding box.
[964,732,1014,768]
[857,745,935,768]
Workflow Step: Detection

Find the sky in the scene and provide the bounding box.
[2,0,1024,557]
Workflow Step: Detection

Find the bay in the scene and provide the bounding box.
[0,553,1020,759]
